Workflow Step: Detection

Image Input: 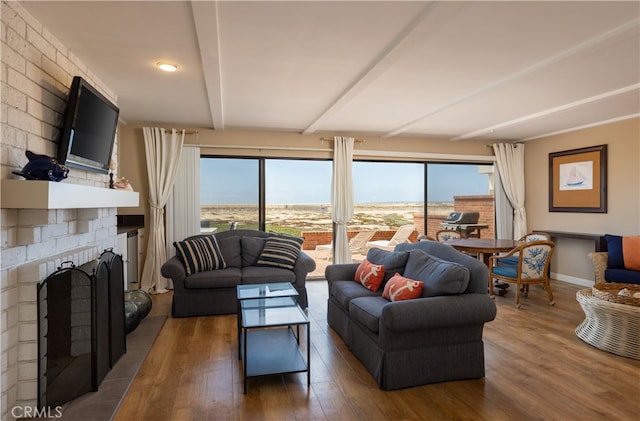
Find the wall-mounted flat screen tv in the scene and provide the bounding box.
[57,76,119,174]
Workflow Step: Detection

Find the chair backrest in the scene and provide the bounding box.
[388,225,416,245]
[348,231,376,253]
[518,240,555,280]
[435,229,463,242]
[519,231,551,242]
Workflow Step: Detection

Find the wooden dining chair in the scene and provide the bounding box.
[488,240,555,308]
[435,229,464,242]
[497,232,552,266]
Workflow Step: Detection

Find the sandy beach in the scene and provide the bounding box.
[201,202,453,232]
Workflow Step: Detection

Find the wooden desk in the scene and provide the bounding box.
[446,238,522,267]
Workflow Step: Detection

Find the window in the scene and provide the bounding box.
[200,158,259,232]
[426,163,495,238]
[265,160,332,236]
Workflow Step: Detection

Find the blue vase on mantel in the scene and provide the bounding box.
[12,150,69,182]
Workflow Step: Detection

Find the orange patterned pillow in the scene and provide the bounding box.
[354,259,385,292]
[382,273,424,302]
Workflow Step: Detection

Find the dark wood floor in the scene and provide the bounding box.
[115,280,640,421]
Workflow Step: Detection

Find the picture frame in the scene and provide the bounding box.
[549,144,607,213]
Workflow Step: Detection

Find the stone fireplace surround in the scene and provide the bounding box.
[1,181,138,411]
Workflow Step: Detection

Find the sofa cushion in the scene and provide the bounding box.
[605,234,625,268]
[382,273,424,302]
[183,267,241,289]
[174,235,226,275]
[257,234,304,270]
[604,268,640,285]
[349,296,387,334]
[366,248,410,283]
[331,280,381,310]
[241,236,266,267]
[241,266,296,284]
[218,235,242,268]
[403,249,470,297]
[354,259,385,292]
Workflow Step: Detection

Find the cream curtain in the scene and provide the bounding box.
[140,127,185,293]
[494,171,514,240]
[331,137,355,264]
[493,143,527,239]
[165,146,201,289]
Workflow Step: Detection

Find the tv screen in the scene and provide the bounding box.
[57,76,119,174]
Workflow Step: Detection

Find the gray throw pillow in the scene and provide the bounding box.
[403,249,470,297]
[241,236,266,267]
[218,235,242,268]
[366,248,410,282]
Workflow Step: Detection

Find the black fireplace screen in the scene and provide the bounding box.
[37,250,125,409]
[37,262,95,408]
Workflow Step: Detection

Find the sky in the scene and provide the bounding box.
[201,158,491,204]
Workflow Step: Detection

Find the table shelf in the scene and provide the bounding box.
[242,328,308,378]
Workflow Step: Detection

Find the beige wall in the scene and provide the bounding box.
[524,117,640,284]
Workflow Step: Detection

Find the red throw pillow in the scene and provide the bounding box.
[382,273,424,302]
[354,259,385,292]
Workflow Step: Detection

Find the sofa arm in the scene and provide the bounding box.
[325,263,360,285]
[588,252,608,285]
[161,256,187,291]
[380,294,497,333]
[292,251,316,287]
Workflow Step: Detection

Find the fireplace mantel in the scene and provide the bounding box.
[1,180,139,209]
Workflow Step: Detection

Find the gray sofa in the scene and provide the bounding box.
[161,229,316,317]
[325,240,497,390]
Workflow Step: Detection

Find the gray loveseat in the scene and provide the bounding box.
[161,229,316,317]
[325,241,497,390]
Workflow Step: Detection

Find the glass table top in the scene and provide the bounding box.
[237,282,298,300]
[241,302,308,328]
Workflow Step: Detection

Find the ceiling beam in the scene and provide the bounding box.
[191,1,224,130]
[302,1,460,135]
[383,17,640,139]
[451,84,640,141]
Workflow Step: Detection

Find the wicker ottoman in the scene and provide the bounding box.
[575,288,640,360]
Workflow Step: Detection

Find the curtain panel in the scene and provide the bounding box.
[165,146,201,289]
[492,143,527,239]
[140,127,185,293]
[331,136,355,263]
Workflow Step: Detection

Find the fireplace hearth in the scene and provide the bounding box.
[37,250,126,409]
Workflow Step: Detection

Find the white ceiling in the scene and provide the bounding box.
[21,1,640,142]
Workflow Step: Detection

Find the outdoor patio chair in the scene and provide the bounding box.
[315,231,376,261]
[366,224,416,252]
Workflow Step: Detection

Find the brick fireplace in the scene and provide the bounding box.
[0,182,138,413]
[1,2,137,417]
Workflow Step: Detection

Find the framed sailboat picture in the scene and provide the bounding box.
[549,144,607,213]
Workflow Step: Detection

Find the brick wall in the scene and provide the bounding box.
[1,2,120,417]
[301,229,419,250]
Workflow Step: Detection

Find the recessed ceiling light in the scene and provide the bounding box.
[156,62,178,72]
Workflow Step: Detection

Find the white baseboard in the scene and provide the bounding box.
[551,272,593,287]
